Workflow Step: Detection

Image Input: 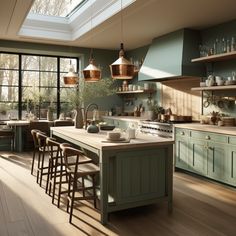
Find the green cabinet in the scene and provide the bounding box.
[188,138,207,176]
[207,141,226,181]
[225,145,236,186]
[175,127,235,187]
[175,130,188,169]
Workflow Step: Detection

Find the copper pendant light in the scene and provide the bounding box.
[83,51,101,82]
[110,43,135,80]
[63,62,79,85]
[82,1,101,82]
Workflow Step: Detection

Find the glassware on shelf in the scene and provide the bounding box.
[231,37,236,51]
[222,38,227,53]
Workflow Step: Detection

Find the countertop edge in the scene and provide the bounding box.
[174,123,236,136]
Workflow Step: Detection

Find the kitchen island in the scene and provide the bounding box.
[50,126,174,224]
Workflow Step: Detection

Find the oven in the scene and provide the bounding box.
[139,121,173,138]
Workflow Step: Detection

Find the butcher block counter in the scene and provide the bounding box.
[51,126,174,224]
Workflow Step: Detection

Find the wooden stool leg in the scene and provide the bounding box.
[39,150,45,187]
[92,175,97,209]
[36,151,41,184]
[69,177,77,223]
[31,149,36,175]
[45,157,51,194]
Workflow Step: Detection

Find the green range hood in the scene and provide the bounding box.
[138,29,205,81]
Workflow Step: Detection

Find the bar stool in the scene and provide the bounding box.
[30,129,43,175]
[36,132,49,187]
[60,146,100,224]
[56,143,93,208]
[45,139,93,207]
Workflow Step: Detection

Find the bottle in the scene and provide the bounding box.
[231,37,236,51]
[226,39,231,52]
[222,38,227,53]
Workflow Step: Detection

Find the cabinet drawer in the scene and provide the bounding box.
[228,136,236,145]
[175,128,189,137]
[190,130,227,143]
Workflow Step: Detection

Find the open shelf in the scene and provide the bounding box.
[191,51,236,63]
[191,85,236,91]
[116,89,155,94]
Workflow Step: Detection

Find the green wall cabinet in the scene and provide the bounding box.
[175,127,236,187]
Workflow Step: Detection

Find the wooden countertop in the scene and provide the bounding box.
[6,120,52,126]
[174,123,236,136]
[51,126,174,151]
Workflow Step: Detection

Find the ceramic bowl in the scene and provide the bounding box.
[216,80,224,86]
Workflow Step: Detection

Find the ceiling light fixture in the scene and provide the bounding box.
[64,59,79,85]
[110,0,134,80]
[83,1,101,82]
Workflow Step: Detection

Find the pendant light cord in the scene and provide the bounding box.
[121,0,123,44]
[90,0,93,60]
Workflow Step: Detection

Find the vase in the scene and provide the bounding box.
[47,110,53,121]
[75,108,84,129]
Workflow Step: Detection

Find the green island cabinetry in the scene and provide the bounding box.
[175,127,236,187]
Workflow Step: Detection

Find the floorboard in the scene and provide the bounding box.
[0,151,236,236]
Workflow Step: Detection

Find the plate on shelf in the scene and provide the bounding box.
[225,80,236,85]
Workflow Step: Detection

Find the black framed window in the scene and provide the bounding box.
[0,52,78,121]
[0,53,19,120]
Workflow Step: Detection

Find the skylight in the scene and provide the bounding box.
[30,0,86,17]
[20,0,136,42]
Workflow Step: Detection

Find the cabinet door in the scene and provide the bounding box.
[188,139,207,176]
[225,146,236,186]
[207,141,225,181]
[175,135,188,170]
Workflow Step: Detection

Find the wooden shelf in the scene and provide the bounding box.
[191,85,236,91]
[191,51,236,63]
[116,89,155,94]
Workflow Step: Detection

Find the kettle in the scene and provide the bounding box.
[87,121,99,133]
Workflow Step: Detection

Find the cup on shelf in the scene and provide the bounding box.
[128,84,133,91]
[144,83,149,90]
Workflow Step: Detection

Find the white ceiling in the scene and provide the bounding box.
[0,0,236,50]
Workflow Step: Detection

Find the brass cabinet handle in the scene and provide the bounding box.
[205,135,210,140]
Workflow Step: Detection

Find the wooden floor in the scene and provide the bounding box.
[0,151,236,236]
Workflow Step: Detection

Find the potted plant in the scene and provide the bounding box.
[63,77,116,128]
[147,99,164,120]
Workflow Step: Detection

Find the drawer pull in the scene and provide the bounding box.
[180,132,185,135]
[205,135,210,140]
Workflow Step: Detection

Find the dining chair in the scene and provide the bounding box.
[60,146,100,223]
[0,127,15,151]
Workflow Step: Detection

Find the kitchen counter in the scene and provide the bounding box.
[174,123,236,136]
[51,126,174,224]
